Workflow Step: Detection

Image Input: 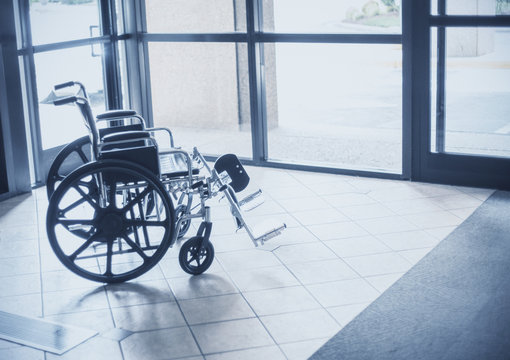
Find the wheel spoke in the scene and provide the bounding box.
[125,220,167,227]
[68,232,101,261]
[58,218,95,226]
[76,147,89,164]
[60,197,88,214]
[121,186,152,212]
[121,235,149,260]
[108,179,117,208]
[104,239,114,277]
[73,185,100,211]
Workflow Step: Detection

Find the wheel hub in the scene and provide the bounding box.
[97,212,124,236]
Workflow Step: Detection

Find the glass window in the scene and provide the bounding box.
[431,27,510,158]
[35,46,106,150]
[265,43,402,172]
[148,42,252,158]
[29,0,101,45]
[262,0,402,34]
[432,0,510,15]
[145,0,246,33]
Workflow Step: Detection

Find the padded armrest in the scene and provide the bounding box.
[96,110,138,120]
[102,130,150,143]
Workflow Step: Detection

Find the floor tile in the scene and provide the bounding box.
[343,252,412,277]
[326,303,370,327]
[0,293,42,317]
[205,345,286,360]
[278,196,333,213]
[112,301,186,331]
[260,309,340,344]
[364,273,404,293]
[216,249,281,271]
[265,184,317,200]
[42,269,100,292]
[286,259,359,285]
[46,336,122,360]
[291,208,349,226]
[340,203,395,220]
[307,221,368,240]
[43,287,110,316]
[106,279,175,308]
[0,255,40,277]
[44,308,114,334]
[324,193,377,207]
[0,273,40,297]
[0,346,44,360]
[0,240,39,258]
[243,286,321,316]
[306,278,380,307]
[121,327,200,360]
[382,198,445,215]
[376,230,440,251]
[227,265,299,292]
[356,216,418,235]
[273,242,338,264]
[430,193,483,210]
[404,211,463,228]
[191,318,274,354]
[280,337,330,360]
[324,235,392,257]
[168,273,238,300]
[309,180,358,196]
[398,248,433,264]
[180,293,255,325]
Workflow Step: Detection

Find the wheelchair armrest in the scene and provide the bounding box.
[96,110,137,119]
[146,127,175,148]
[102,130,151,143]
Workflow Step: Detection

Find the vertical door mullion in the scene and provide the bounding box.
[18,0,45,185]
[435,0,446,153]
[246,0,264,163]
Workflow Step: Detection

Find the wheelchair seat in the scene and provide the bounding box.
[159,152,200,178]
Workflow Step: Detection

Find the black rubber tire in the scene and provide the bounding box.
[175,204,191,239]
[179,236,215,275]
[46,159,175,283]
[47,135,92,200]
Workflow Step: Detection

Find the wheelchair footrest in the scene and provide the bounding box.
[251,221,287,244]
[239,189,264,211]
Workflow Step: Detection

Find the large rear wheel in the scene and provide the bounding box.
[46,160,175,283]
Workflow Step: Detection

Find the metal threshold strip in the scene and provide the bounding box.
[0,311,97,355]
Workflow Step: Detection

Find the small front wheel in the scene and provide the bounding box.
[179,236,214,275]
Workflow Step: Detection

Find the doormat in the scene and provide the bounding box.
[0,311,97,354]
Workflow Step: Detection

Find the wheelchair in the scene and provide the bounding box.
[45,81,286,283]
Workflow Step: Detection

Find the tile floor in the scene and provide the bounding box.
[0,166,494,360]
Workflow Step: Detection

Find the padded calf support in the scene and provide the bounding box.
[214,154,249,193]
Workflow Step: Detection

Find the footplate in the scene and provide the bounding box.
[252,222,287,245]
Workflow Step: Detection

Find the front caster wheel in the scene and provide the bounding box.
[179,236,214,275]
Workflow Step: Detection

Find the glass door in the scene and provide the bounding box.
[422,0,510,189]
[18,0,119,185]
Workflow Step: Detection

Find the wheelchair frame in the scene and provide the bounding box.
[45,81,286,283]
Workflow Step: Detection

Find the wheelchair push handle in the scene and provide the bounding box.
[54,81,76,90]
[54,80,89,100]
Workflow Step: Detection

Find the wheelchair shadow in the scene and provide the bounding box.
[182,273,237,299]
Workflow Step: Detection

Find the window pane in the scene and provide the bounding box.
[148,42,252,158]
[432,27,510,157]
[265,43,402,172]
[36,46,105,150]
[262,0,401,34]
[29,0,100,45]
[145,0,246,33]
[446,0,509,15]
